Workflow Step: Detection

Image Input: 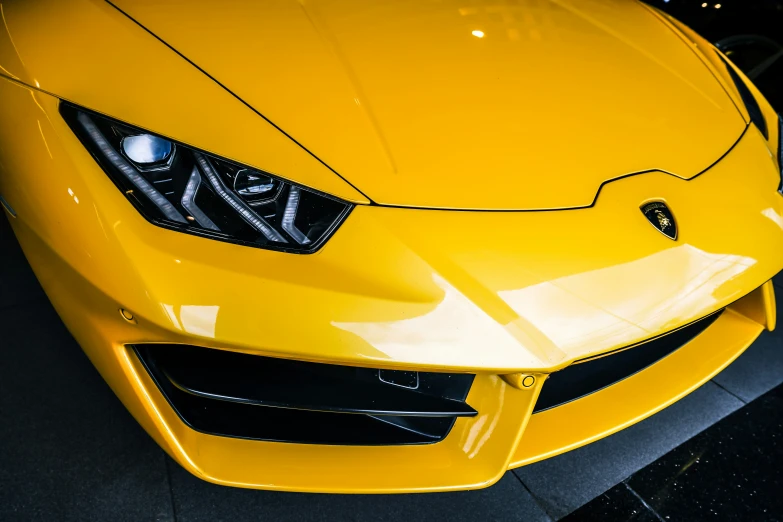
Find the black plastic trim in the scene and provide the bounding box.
[133,344,475,445]
[533,310,723,413]
[156,345,476,417]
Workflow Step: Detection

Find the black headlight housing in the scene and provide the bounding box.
[61,103,352,253]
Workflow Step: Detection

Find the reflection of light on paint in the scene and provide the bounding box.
[462,378,504,459]
[498,245,757,356]
[117,348,202,473]
[93,204,109,239]
[501,282,644,355]
[37,120,52,159]
[180,305,219,338]
[462,415,487,455]
[333,274,539,368]
[161,304,182,330]
[158,303,222,338]
[471,30,484,38]
[762,208,783,230]
[0,195,17,217]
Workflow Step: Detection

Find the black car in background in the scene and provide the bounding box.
[645,0,782,110]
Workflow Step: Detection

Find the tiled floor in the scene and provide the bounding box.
[512,382,744,519]
[564,383,783,521]
[1,211,782,521]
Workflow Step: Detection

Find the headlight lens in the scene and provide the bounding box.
[719,55,768,140]
[61,103,352,253]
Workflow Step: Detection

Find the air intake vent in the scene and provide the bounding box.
[133,344,476,445]
[534,310,723,413]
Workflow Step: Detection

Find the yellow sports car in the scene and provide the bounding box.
[0,0,781,493]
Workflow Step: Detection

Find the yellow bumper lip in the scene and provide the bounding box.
[1,80,782,493]
[127,292,767,492]
[511,300,768,470]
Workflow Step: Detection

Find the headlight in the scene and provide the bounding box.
[60,103,352,253]
[719,55,768,140]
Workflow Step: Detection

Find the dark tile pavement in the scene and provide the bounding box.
[1,209,781,521]
[512,382,744,519]
[0,297,174,521]
[560,484,661,522]
[0,211,47,309]
[564,383,783,521]
[511,272,783,520]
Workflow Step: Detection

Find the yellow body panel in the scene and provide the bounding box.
[0,0,368,203]
[511,301,766,468]
[1,0,753,210]
[0,0,782,493]
[107,0,748,210]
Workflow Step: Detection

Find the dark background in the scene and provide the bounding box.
[645,0,783,110]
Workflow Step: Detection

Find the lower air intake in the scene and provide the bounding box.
[533,310,723,413]
[133,344,476,445]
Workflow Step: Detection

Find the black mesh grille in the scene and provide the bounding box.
[533,310,723,413]
[133,344,476,445]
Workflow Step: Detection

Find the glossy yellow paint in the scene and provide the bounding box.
[106,0,749,211]
[0,0,782,493]
[512,285,773,468]
[648,5,782,161]
[0,0,751,210]
[732,280,777,332]
[0,0,368,204]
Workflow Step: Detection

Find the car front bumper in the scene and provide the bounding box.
[1,78,782,492]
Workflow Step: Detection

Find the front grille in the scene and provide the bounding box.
[533,310,723,413]
[133,344,476,445]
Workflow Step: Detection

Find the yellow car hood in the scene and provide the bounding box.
[111,0,747,210]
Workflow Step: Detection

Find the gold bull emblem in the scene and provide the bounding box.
[640,202,677,240]
[654,209,671,230]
